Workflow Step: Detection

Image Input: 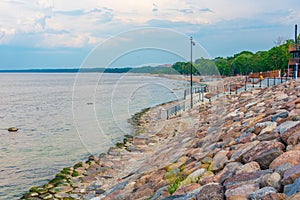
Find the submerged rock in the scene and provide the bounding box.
[8,127,18,132]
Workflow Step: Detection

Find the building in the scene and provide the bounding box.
[288,24,300,78]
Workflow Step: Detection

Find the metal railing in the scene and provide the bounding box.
[163,75,292,120]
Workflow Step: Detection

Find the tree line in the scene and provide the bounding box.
[171,36,300,76]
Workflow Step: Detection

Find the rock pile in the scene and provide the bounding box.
[22,80,300,200]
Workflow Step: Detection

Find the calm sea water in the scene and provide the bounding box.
[0,73,188,199]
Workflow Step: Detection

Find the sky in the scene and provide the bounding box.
[0,0,300,69]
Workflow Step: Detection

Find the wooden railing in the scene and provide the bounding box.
[249,70,281,78]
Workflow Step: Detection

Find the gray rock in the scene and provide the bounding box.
[275,121,299,134]
[272,110,289,122]
[162,195,187,200]
[104,181,128,195]
[250,187,277,200]
[150,186,169,200]
[284,177,300,196]
[260,172,282,191]
[255,122,277,135]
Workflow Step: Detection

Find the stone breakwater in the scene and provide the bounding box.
[22,80,300,200]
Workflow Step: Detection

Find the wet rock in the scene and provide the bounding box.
[242,141,284,169]
[195,183,224,200]
[29,187,48,195]
[250,187,277,200]
[40,193,53,200]
[236,161,261,174]
[8,127,18,132]
[225,183,259,200]
[284,177,300,196]
[282,163,300,185]
[270,150,300,169]
[54,192,71,199]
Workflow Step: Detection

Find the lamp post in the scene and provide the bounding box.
[190,37,195,108]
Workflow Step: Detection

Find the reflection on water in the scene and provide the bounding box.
[0,73,188,199]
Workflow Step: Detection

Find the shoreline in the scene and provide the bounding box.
[21,78,300,200]
[20,92,193,199]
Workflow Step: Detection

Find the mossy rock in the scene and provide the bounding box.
[73,162,83,169]
[164,168,180,180]
[49,176,66,185]
[40,193,53,200]
[55,173,68,179]
[86,160,92,165]
[72,171,80,177]
[61,168,72,175]
[49,187,63,194]
[29,186,48,194]
[43,183,54,189]
[116,142,125,148]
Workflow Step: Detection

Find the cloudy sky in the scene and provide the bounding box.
[0,0,299,69]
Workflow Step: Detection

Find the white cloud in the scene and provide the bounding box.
[0,0,299,49]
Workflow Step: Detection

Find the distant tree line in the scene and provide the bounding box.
[171,36,300,76]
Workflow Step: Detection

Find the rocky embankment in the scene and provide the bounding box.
[22,80,300,200]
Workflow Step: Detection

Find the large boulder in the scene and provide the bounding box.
[269,150,300,170]
[282,163,300,185]
[225,183,259,200]
[242,141,284,169]
[275,121,300,143]
[195,183,224,200]
[224,170,272,190]
[284,177,300,196]
[210,149,229,172]
[250,187,277,200]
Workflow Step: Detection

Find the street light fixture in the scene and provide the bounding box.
[190,37,195,108]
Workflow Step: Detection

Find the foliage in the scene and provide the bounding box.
[171,38,298,76]
[167,175,185,194]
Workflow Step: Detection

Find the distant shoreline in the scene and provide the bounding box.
[0,68,132,73]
